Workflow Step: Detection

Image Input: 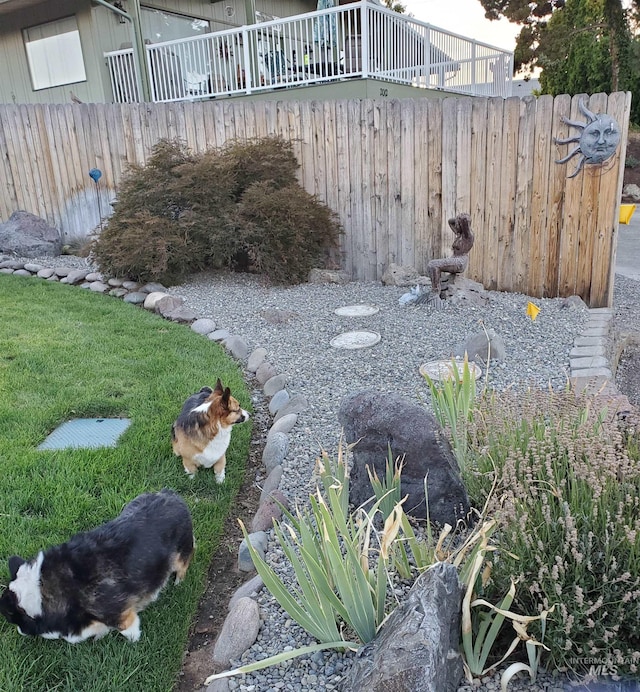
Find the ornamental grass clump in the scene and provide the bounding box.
[423,355,478,472]
[465,387,640,678]
[240,446,401,647]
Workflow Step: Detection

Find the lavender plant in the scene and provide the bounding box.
[465,387,640,678]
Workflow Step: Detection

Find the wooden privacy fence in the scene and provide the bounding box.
[0,92,630,307]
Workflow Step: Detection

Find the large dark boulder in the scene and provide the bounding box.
[0,211,62,257]
[338,390,469,526]
[344,562,465,692]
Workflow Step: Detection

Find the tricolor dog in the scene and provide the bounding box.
[171,379,250,481]
[0,489,193,643]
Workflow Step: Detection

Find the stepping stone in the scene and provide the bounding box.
[330,330,381,349]
[334,304,379,317]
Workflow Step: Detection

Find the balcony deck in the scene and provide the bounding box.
[105,0,513,104]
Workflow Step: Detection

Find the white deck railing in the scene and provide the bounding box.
[105,0,513,103]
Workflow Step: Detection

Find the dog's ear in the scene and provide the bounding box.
[214,378,224,394]
[8,556,25,581]
[221,387,231,406]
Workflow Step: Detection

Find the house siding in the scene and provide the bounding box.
[0,0,316,106]
[144,0,247,28]
[0,1,121,104]
[256,0,317,20]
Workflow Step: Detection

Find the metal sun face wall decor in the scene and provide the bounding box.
[554,99,621,178]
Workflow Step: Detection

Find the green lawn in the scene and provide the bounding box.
[0,274,252,692]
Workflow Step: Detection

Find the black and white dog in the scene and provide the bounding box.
[0,489,194,643]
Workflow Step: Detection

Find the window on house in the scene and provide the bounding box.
[141,7,210,43]
[23,17,87,91]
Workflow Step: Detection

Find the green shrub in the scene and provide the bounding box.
[422,356,478,472]
[115,139,195,220]
[92,141,236,282]
[464,387,640,678]
[91,137,340,285]
[220,137,300,200]
[90,212,210,284]
[170,150,243,268]
[237,181,341,284]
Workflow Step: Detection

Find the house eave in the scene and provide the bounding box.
[0,0,51,16]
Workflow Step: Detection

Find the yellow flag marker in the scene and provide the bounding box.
[526,301,540,321]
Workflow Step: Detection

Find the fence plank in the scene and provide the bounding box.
[399,99,415,270]
[574,93,608,303]
[73,104,97,234]
[311,100,327,203]
[335,100,352,275]
[119,104,138,164]
[348,99,365,279]
[497,96,520,293]
[0,110,18,219]
[40,105,69,228]
[455,97,472,217]
[413,98,430,274]
[387,99,404,267]
[106,104,128,186]
[557,94,589,297]
[51,105,78,229]
[544,93,572,297]
[468,97,488,284]
[426,98,443,267]
[440,97,457,257]
[192,102,208,152]
[4,106,33,213]
[372,100,387,279]
[483,97,504,290]
[358,99,375,281]
[527,95,554,297]
[298,100,315,195]
[252,99,268,140]
[512,96,536,293]
[16,105,48,216]
[132,104,149,163]
[323,100,339,246]
[594,91,632,307]
[214,102,227,148]
[182,102,197,151]
[202,102,217,150]
[30,105,59,227]
[66,103,96,237]
[92,103,114,189]
[284,101,303,188]
[264,99,278,137]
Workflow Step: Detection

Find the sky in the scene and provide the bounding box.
[401,0,520,52]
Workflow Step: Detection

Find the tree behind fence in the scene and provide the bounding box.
[0,92,630,307]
